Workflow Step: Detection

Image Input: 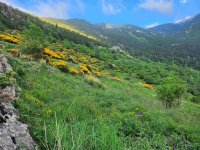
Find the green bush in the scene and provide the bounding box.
[21,24,47,57]
[157,77,186,108]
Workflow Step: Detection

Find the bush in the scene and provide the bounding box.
[157,77,185,108]
[21,25,47,57]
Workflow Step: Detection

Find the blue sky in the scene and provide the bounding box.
[1,0,200,28]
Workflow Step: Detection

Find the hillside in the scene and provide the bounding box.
[0,2,200,150]
[46,17,200,69]
[0,2,102,47]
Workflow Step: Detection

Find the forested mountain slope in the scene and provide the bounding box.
[47,16,200,69]
[0,2,101,47]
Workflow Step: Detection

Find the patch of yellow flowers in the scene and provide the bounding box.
[95,71,101,77]
[80,64,92,75]
[113,76,121,81]
[0,34,20,44]
[44,48,61,59]
[139,82,154,90]
[70,68,79,75]
[51,60,68,67]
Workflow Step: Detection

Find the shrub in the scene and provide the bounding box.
[157,77,185,108]
[21,25,46,57]
[80,64,92,75]
[51,60,68,73]
[0,34,20,44]
[44,48,61,59]
[139,82,154,90]
[69,68,79,75]
[191,96,200,103]
[95,71,102,77]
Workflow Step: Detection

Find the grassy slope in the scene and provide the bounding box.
[40,18,97,41]
[8,57,200,150]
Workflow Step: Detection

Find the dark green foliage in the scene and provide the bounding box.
[21,25,46,56]
[157,77,186,108]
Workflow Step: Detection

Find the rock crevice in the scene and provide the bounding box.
[0,55,35,150]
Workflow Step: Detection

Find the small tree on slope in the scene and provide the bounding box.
[21,24,46,57]
[157,77,185,108]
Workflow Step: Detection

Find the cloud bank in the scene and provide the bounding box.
[139,0,173,13]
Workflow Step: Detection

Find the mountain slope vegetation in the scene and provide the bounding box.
[47,17,200,69]
[0,2,200,150]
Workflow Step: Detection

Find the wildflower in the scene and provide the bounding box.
[44,48,61,59]
[80,64,92,75]
[70,68,79,75]
[113,76,121,81]
[139,82,154,90]
[51,60,68,67]
[95,71,101,77]
[0,34,20,44]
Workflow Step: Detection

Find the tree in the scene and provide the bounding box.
[157,77,185,108]
[21,24,46,57]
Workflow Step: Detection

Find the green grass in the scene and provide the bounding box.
[8,57,200,150]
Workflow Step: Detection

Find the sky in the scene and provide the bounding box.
[0,0,200,28]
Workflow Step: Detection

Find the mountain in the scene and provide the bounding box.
[45,18,167,52]
[148,14,200,35]
[45,17,200,69]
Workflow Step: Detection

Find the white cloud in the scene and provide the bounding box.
[146,22,159,28]
[180,0,187,4]
[174,16,192,24]
[101,0,124,15]
[139,0,173,13]
[0,0,86,19]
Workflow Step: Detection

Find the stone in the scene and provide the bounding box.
[0,86,16,103]
[0,55,35,149]
[0,55,13,73]
[0,103,35,150]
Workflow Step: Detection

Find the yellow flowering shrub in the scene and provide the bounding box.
[95,71,102,77]
[51,60,68,67]
[44,48,61,59]
[0,34,20,44]
[51,60,69,72]
[113,76,121,81]
[80,64,92,75]
[70,68,79,75]
[139,82,154,90]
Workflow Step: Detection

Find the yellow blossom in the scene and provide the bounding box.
[0,34,20,44]
[44,48,61,59]
[70,68,79,75]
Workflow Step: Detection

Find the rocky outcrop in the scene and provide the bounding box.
[0,54,35,150]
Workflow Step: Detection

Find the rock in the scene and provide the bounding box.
[0,55,35,149]
[0,103,35,150]
[0,55,13,73]
[0,86,16,103]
